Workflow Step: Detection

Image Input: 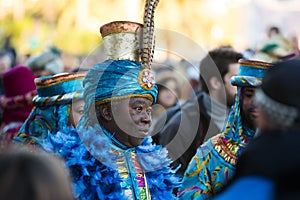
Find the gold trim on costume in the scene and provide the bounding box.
[102,32,141,61]
[100,21,143,38]
[35,72,86,88]
[238,60,273,69]
[95,94,154,106]
[100,21,143,61]
[213,137,238,165]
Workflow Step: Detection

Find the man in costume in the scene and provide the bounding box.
[214,59,300,200]
[178,59,272,199]
[76,22,180,198]
[14,72,86,144]
[33,0,180,199]
[152,46,243,176]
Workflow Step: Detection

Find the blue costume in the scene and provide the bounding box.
[14,61,179,200]
[43,124,179,199]
[214,59,300,200]
[15,1,180,198]
[67,18,179,199]
[72,58,180,199]
[178,60,272,199]
[15,72,85,144]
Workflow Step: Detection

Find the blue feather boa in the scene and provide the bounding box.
[41,127,181,199]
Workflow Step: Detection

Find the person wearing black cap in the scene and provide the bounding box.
[214,59,300,200]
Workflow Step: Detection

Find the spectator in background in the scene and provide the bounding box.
[254,26,295,62]
[0,49,17,126]
[151,71,180,128]
[70,67,90,73]
[0,148,73,200]
[151,46,243,176]
[26,46,64,77]
[186,65,201,99]
[0,50,16,94]
[0,66,37,144]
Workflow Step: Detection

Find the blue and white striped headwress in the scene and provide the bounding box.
[33,91,83,107]
[33,72,86,107]
[230,59,273,87]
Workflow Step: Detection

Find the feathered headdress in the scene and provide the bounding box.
[80,0,161,129]
[141,0,160,69]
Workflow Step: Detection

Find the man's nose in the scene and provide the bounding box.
[141,110,151,123]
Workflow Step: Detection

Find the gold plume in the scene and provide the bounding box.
[140,0,160,69]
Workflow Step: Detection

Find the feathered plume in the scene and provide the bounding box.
[141,0,160,69]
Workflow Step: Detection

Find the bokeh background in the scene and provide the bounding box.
[1,0,300,70]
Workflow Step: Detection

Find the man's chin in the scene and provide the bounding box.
[128,136,146,147]
[251,111,259,118]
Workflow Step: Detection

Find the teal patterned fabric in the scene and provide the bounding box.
[178,61,270,199]
[178,138,236,200]
[15,73,85,144]
[72,59,180,199]
[36,75,83,97]
[79,59,158,128]
[230,62,269,87]
[39,125,181,200]
[178,88,255,199]
[83,60,157,104]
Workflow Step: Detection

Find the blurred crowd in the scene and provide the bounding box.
[0,20,300,200]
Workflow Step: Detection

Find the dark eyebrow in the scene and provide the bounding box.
[129,98,151,105]
[130,99,145,105]
[243,87,255,92]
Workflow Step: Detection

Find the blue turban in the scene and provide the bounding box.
[220,60,272,158]
[78,59,158,129]
[230,60,272,87]
[84,59,157,104]
[15,72,86,144]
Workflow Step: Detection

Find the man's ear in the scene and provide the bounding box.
[209,76,222,90]
[99,104,112,121]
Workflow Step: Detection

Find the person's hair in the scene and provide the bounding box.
[70,67,89,73]
[268,26,280,35]
[0,50,15,69]
[199,46,243,93]
[255,89,299,129]
[156,73,180,106]
[0,149,74,200]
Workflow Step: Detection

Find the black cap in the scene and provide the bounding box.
[262,59,300,110]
